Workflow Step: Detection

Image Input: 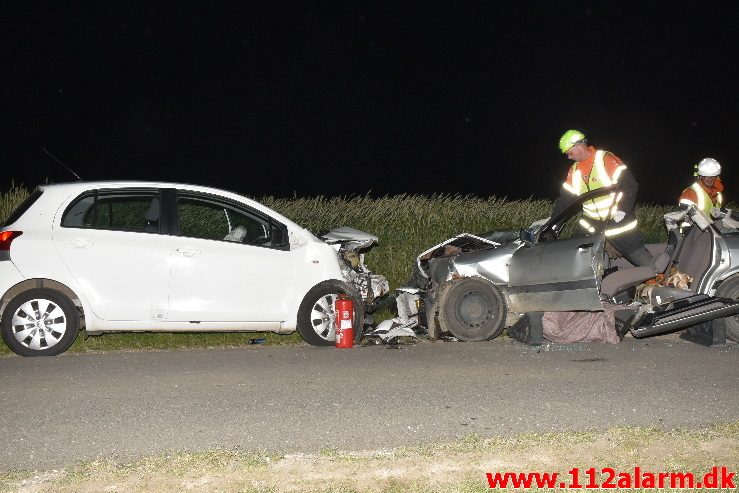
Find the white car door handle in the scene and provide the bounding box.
[70,238,93,248]
[175,247,201,257]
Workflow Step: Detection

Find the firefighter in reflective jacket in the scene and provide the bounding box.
[679,157,723,218]
[552,129,654,267]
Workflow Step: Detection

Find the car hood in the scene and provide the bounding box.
[321,227,379,250]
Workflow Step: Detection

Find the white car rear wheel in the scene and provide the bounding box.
[1,289,79,356]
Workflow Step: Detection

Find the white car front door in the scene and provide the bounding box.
[53,189,172,321]
[166,193,295,322]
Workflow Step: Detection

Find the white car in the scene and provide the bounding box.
[0,181,388,356]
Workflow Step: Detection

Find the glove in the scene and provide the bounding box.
[612,210,626,223]
[711,207,724,219]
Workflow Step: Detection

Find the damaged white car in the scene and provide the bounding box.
[0,181,389,356]
[377,186,739,346]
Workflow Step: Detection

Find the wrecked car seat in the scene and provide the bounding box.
[670,226,713,292]
[600,251,670,299]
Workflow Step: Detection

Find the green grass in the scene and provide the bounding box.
[72,331,304,352]
[0,184,676,355]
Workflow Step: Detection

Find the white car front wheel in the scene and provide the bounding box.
[296,280,363,346]
[1,289,79,356]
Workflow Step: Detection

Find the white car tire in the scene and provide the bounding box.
[1,289,80,357]
[296,280,363,346]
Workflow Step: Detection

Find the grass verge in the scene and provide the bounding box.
[0,331,305,357]
[1,422,737,492]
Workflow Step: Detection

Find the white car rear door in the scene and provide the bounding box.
[53,189,172,321]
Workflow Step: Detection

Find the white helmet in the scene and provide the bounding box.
[697,157,721,177]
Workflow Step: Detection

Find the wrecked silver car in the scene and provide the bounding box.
[375,187,739,346]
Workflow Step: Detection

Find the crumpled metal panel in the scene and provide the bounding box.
[508,287,603,313]
[324,227,390,304]
[452,243,521,284]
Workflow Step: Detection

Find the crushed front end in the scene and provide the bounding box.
[321,227,390,327]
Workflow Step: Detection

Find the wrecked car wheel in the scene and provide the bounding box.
[439,278,506,341]
[297,280,364,346]
[1,289,80,357]
[714,275,739,342]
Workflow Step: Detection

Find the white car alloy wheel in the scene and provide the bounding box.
[1,289,79,356]
[296,280,364,346]
[310,293,338,341]
[12,298,68,350]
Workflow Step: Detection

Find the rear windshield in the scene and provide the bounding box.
[2,189,43,227]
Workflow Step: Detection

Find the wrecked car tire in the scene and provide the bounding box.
[714,275,739,342]
[438,278,506,342]
[297,280,364,346]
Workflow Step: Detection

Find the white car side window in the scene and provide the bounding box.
[177,195,273,247]
[61,191,160,233]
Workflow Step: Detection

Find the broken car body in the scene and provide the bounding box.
[378,187,739,345]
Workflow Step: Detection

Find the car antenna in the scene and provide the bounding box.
[41,146,82,181]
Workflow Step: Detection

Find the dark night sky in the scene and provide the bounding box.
[2,1,738,204]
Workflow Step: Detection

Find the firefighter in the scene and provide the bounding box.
[679,157,724,218]
[552,129,654,267]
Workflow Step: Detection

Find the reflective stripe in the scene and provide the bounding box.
[570,150,622,196]
[578,150,626,220]
[593,150,610,186]
[583,192,617,219]
[579,218,595,233]
[612,165,626,183]
[566,149,631,222]
[605,219,638,237]
[584,194,617,208]
[563,168,583,195]
[581,216,639,236]
[690,183,705,212]
[608,192,624,217]
[688,182,722,217]
[679,198,696,206]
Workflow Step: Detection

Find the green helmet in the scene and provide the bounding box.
[559,129,586,153]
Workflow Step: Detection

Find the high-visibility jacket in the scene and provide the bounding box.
[558,147,638,237]
[679,179,724,218]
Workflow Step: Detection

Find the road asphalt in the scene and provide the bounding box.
[1,335,737,470]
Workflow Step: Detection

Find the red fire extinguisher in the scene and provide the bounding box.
[335,294,354,348]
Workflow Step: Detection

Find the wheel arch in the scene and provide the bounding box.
[710,269,739,295]
[284,277,357,330]
[1,279,84,322]
[297,278,361,314]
